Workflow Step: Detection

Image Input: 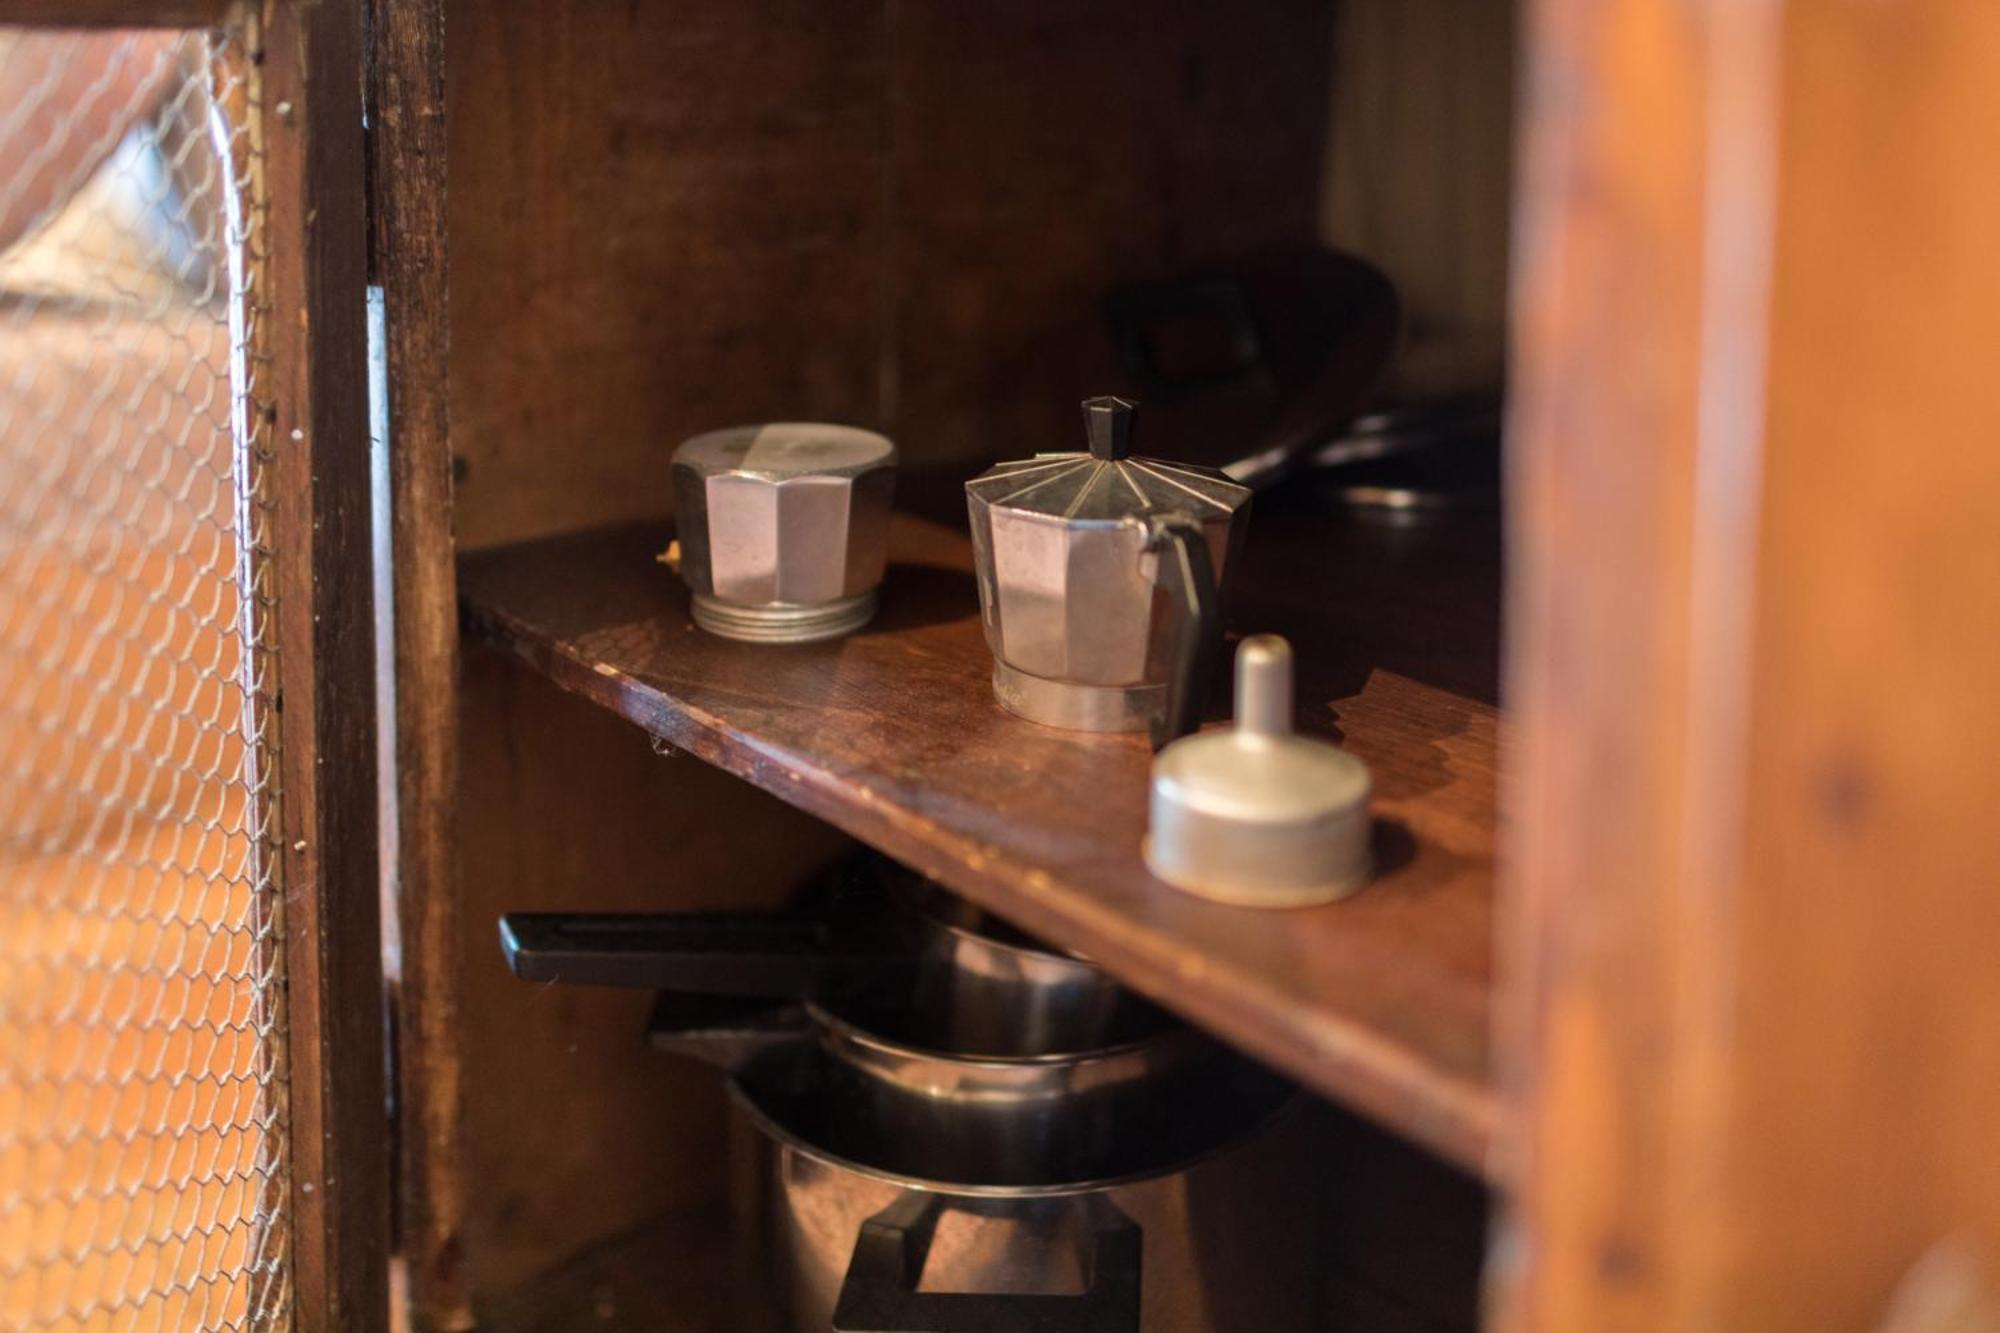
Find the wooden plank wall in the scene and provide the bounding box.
[445,0,1336,552]
[446,0,889,550]
[454,652,848,1303]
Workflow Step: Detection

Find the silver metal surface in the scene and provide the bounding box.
[885,862,1150,1056]
[812,1001,1215,1110]
[672,422,896,642]
[991,660,1161,734]
[1146,636,1374,906]
[689,588,878,643]
[731,1069,1316,1332]
[800,1017,1225,1187]
[645,857,1227,1187]
[656,994,1224,1188]
[965,399,1249,732]
[0,29,293,1330]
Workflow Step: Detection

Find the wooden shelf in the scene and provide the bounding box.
[458,492,1501,1177]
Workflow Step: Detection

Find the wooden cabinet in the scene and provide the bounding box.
[377,0,2000,1327]
[6,0,1995,1329]
[403,5,1508,1322]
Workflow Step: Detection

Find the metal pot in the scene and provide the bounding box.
[882,863,1150,1056]
[965,396,1252,747]
[499,857,1173,1057]
[500,859,1226,1185]
[646,990,1227,1189]
[496,860,1315,1329]
[728,1055,1314,1332]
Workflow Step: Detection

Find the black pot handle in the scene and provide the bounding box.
[1144,513,1223,751]
[499,910,901,997]
[832,1193,1141,1333]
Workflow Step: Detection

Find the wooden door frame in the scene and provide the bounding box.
[365,0,465,1325]
[0,0,229,25]
[1501,0,2000,1327]
[1498,0,1771,1321]
[260,0,391,1328]
[0,5,386,1320]
[0,0,389,1326]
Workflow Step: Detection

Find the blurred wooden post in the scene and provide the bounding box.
[1502,0,2000,1326]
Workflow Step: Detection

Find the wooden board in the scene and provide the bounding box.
[458,496,1501,1176]
[259,2,391,1328]
[884,0,1335,479]
[1501,0,2000,1326]
[365,0,469,1325]
[0,0,227,25]
[444,0,893,552]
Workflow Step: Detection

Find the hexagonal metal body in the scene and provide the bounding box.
[966,449,1249,732]
[672,423,897,642]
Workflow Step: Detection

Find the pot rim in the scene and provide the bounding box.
[727,1072,1297,1198]
[877,859,1104,971]
[803,995,1206,1072]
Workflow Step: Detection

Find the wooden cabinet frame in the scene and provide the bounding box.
[260,0,389,1326]
[0,0,390,1328]
[1502,0,2000,1326]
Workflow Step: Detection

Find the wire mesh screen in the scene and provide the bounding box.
[0,24,293,1332]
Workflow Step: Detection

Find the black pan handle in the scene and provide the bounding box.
[1144,514,1223,751]
[499,911,876,996]
[832,1193,1141,1333]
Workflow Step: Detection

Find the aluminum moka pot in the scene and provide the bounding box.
[966,397,1251,747]
[671,422,897,643]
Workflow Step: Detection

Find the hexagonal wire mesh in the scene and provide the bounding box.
[0,23,294,1332]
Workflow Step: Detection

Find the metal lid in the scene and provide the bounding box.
[673,421,896,479]
[1145,636,1373,907]
[964,397,1248,525]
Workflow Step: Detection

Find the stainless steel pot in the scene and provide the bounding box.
[501,859,1225,1185]
[883,863,1145,1056]
[500,857,1172,1056]
[647,990,1226,1188]
[728,1058,1315,1332]
[497,860,1314,1330]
